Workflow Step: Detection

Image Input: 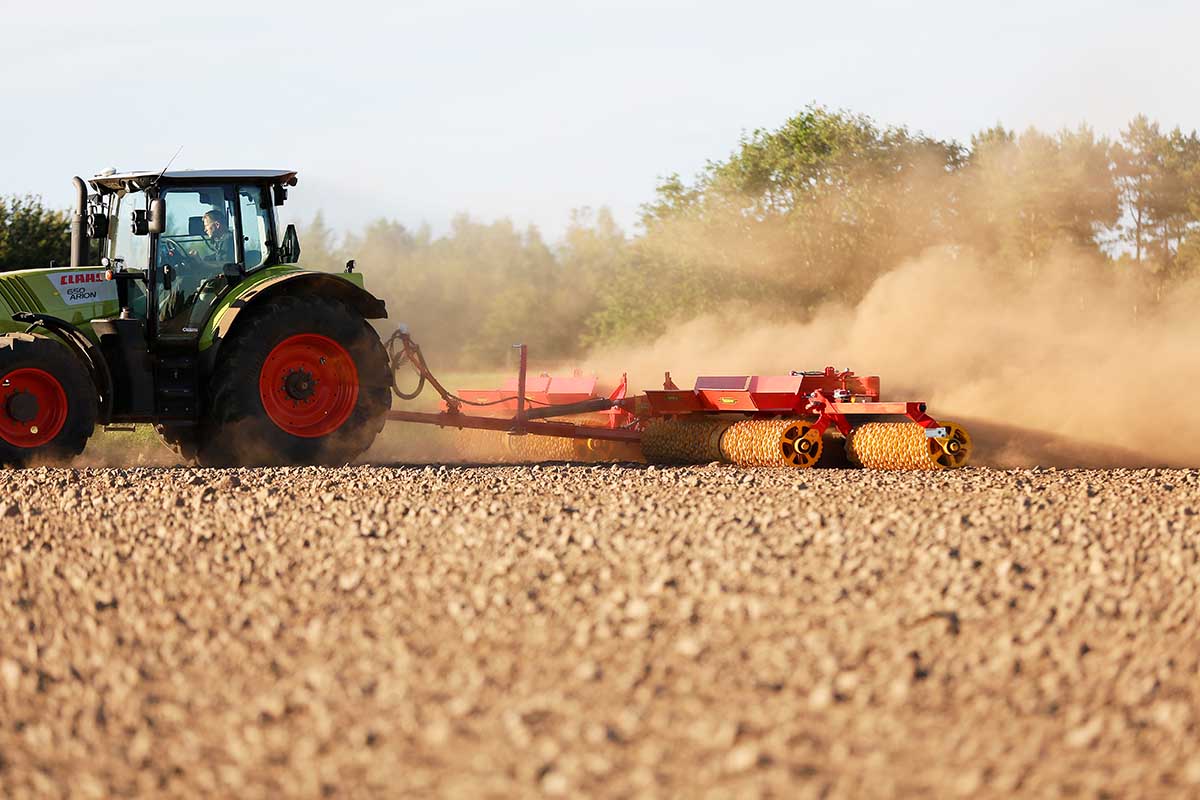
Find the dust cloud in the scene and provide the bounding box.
[581,245,1200,468]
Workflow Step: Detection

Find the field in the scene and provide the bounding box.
[2,463,1199,797]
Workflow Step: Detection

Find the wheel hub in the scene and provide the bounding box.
[283,368,317,402]
[6,391,39,423]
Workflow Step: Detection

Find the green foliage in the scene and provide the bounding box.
[625,106,965,337]
[1113,116,1200,276]
[958,125,1118,268]
[615,106,1200,343]
[0,196,71,271]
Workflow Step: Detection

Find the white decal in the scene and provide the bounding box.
[51,271,118,306]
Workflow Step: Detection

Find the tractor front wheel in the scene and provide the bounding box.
[0,333,97,466]
[196,296,390,466]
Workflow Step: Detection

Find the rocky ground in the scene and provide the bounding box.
[1,464,1198,798]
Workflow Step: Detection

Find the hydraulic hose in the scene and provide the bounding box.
[384,328,553,409]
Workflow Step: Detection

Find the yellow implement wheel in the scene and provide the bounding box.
[780,422,823,469]
[929,421,972,469]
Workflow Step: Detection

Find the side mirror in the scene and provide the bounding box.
[149,198,166,234]
[222,262,244,286]
[280,224,301,264]
[131,210,149,236]
[188,216,205,236]
[272,184,288,206]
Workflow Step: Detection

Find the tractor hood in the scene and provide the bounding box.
[0,266,124,338]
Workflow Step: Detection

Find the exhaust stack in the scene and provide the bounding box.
[69,176,88,267]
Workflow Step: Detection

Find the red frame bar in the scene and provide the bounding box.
[385,409,642,443]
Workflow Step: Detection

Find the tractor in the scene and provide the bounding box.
[0,169,391,466]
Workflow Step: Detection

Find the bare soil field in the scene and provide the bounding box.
[1,464,1198,798]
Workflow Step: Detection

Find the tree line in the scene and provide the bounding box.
[0,196,70,271]
[5,107,1200,366]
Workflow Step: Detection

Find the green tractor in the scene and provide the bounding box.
[0,169,392,466]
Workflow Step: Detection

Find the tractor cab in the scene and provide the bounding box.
[64,169,307,425]
[87,169,301,340]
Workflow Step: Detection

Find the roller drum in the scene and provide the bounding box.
[643,416,822,468]
[720,418,823,468]
[845,421,972,470]
[452,429,509,461]
[641,417,734,464]
[503,432,578,462]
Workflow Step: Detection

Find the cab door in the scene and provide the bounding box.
[155,184,275,345]
[155,184,239,343]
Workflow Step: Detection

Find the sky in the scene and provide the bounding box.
[3,0,1199,241]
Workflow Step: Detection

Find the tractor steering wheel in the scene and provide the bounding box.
[159,237,211,282]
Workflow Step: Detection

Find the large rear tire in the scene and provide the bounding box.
[0,333,97,466]
[196,295,390,466]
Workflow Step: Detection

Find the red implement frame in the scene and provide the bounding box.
[386,345,641,443]
[385,342,939,444]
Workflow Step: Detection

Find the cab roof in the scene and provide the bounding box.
[89,169,298,193]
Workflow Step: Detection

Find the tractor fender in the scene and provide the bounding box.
[9,311,114,424]
[199,269,387,376]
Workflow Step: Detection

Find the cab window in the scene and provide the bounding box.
[238,186,272,269]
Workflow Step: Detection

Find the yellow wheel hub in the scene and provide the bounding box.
[929,421,972,469]
[779,422,823,469]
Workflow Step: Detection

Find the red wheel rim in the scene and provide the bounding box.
[0,368,68,448]
[259,334,359,438]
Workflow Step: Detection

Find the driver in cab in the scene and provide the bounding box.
[161,208,235,326]
[189,209,235,264]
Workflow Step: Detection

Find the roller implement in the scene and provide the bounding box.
[0,166,969,469]
[385,333,972,470]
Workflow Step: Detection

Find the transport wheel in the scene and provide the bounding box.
[197,295,390,466]
[0,333,96,466]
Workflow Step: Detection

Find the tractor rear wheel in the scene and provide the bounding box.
[196,295,390,466]
[0,333,97,466]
